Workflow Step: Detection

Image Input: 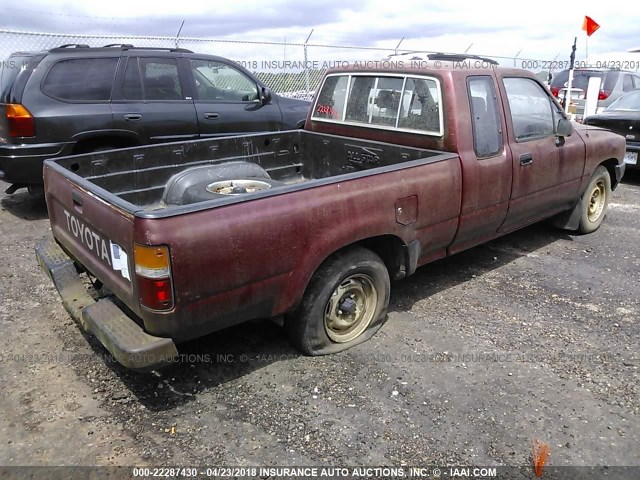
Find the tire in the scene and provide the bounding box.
[285,246,390,355]
[181,177,285,205]
[577,166,612,234]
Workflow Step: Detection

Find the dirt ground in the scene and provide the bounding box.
[0,173,638,477]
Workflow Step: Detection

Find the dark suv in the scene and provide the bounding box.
[0,44,311,192]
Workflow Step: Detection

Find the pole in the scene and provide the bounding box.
[586,35,589,62]
[304,29,314,98]
[514,49,522,67]
[564,37,577,115]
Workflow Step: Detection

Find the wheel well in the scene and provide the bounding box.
[72,136,139,154]
[356,235,408,280]
[600,158,620,189]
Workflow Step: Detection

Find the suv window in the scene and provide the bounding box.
[1,56,31,102]
[622,74,634,92]
[504,77,554,140]
[42,58,118,101]
[467,76,502,158]
[138,57,184,100]
[313,74,442,135]
[190,60,259,102]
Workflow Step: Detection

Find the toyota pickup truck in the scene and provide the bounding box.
[36,56,626,371]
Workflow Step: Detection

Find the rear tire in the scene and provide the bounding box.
[577,166,611,234]
[285,246,390,355]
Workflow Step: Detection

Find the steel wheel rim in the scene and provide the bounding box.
[324,274,378,343]
[587,179,606,222]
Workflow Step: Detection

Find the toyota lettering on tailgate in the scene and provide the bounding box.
[63,209,112,266]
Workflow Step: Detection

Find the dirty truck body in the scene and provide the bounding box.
[37,62,626,370]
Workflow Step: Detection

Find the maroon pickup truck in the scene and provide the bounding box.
[36,57,626,371]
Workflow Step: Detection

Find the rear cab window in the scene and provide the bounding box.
[42,58,118,101]
[312,73,443,136]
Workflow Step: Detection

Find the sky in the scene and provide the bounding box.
[3,0,640,67]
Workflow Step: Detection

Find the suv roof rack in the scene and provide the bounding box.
[49,45,194,53]
[57,44,90,49]
[121,46,193,53]
[427,53,499,65]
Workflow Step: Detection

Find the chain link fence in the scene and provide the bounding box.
[1,29,555,99]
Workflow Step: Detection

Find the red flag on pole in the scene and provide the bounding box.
[582,16,600,36]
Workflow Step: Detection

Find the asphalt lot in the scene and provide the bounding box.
[0,173,638,477]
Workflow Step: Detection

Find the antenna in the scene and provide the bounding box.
[175,20,185,48]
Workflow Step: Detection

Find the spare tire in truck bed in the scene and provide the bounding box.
[162,161,273,205]
[181,177,286,205]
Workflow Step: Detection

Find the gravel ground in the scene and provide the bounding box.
[0,173,638,478]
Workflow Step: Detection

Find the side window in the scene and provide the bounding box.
[503,77,555,140]
[42,58,118,101]
[467,76,502,158]
[622,74,634,92]
[190,59,258,102]
[398,77,441,134]
[633,75,640,89]
[140,58,183,101]
[313,75,348,120]
[122,58,143,100]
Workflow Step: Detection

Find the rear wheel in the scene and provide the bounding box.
[285,246,390,355]
[578,166,611,234]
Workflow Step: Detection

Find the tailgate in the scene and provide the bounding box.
[44,162,139,316]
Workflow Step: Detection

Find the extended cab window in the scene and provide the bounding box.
[467,76,502,158]
[190,60,259,102]
[503,77,554,140]
[313,74,442,135]
[42,58,118,101]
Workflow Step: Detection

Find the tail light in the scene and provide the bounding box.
[550,86,560,97]
[6,104,35,137]
[134,244,174,311]
[598,90,611,101]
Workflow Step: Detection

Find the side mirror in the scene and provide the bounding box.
[260,86,272,105]
[556,118,573,137]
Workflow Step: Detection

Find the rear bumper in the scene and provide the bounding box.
[35,238,178,372]
[0,142,75,185]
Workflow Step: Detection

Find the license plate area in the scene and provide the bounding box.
[624,152,637,165]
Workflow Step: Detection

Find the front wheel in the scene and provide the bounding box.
[285,246,390,355]
[577,166,612,234]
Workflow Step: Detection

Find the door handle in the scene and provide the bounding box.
[123,113,142,121]
[520,153,533,166]
[204,112,220,119]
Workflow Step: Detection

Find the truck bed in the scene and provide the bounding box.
[47,130,456,216]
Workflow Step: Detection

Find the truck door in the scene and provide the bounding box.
[185,58,283,137]
[448,75,512,254]
[111,56,199,144]
[499,76,585,231]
